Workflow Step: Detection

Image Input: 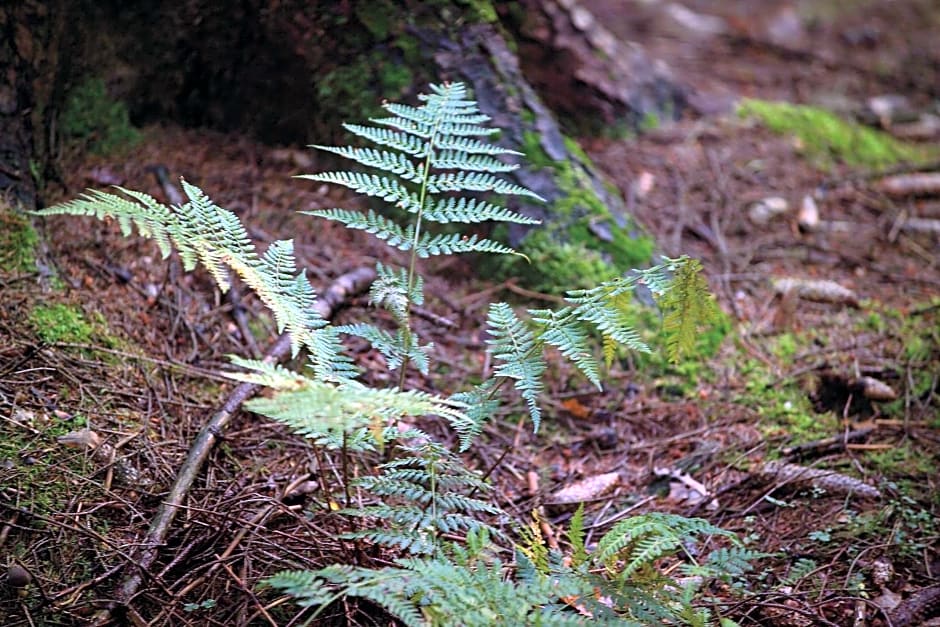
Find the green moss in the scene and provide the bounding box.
[505,229,619,293]
[28,304,95,344]
[0,205,38,273]
[456,0,499,22]
[738,99,932,170]
[513,133,654,293]
[61,78,140,155]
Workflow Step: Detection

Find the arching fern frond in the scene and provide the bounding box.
[226,356,468,439]
[33,180,328,360]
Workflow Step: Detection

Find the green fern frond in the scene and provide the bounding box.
[449,380,500,451]
[433,134,515,155]
[529,308,601,389]
[486,303,546,430]
[682,546,767,580]
[656,257,718,364]
[575,300,650,354]
[593,513,735,578]
[415,232,517,258]
[430,150,519,173]
[567,504,588,567]
[33,180,328,359]
[266,565,427,627]
[338,323,432,375]
[225,359,468,438]
[344,442,503,555]
[370,262,423,322]
[426,172,543,199]
[304,208,411,247]
[342,123,429,156]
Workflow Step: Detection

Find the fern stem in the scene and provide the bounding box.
[397,89,448,391]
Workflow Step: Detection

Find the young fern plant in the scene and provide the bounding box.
[34,80,728,624]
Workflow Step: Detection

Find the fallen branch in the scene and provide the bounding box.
[96,266,376,624]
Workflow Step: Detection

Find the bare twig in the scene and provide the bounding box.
[96,266,375,624]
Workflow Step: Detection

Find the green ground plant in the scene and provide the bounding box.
[28,303,95,344]
[61,77,141,155]
[35,82,751,625]
[0,202,39,273]
[737,99,931,170]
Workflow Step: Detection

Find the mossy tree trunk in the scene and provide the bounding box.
[13,0,685,289]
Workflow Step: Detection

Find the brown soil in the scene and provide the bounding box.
[2,1,938,625]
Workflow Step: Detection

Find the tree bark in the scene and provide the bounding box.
[0,0,64,210]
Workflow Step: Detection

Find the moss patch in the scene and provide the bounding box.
[28,304,95,344]
[0,204,38,273]
[738,99,932,170]
[504,132,654,293]
[61,78,141,155]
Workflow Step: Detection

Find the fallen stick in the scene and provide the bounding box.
[95,266,376,624]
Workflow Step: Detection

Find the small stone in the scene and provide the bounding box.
[748,196,789,225]
[570,5,594,31]
[7,564,31,588]
[797,195,820,232]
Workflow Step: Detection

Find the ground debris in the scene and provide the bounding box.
[772,277,859,306]
[756,460,881,499]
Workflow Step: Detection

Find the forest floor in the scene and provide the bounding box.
[2,1,938,625]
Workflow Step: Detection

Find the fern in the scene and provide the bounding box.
[35,80,737,626]
[654,257,719,364]
[485,302,546,429]
[593,513,736,578]
[268,509,760,626]
[225,356,467,438]
[340,440,502,554]
[32,181,331,362]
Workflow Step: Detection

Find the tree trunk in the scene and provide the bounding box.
[14,0,686,289]
[0,0,63,210]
